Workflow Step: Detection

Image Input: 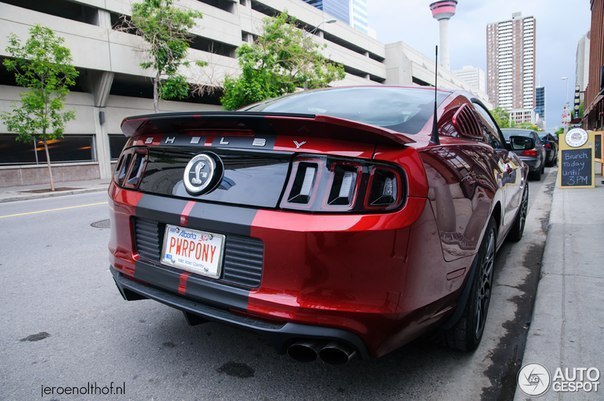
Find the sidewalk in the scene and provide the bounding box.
[0,179,110,203]
[515,178,604,400]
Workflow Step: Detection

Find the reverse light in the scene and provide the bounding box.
[367,168,400,207]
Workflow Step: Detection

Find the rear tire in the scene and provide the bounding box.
[443,217,497,351]
[529,168,541,181]
[545,155,554,167]
[507,184,528,242]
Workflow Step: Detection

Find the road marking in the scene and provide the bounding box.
[0,202,107,219]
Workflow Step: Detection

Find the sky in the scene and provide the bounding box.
[366,0,592,131]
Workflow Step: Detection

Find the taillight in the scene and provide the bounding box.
[114,151,132,186]
[365,166,402,210]
[114,147,148,189]
[280,155,406,213]
[521,149,538,157]
[285,158,323,206]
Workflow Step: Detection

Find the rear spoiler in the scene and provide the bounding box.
[120,111,415,146]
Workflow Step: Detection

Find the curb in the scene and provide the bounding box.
[0,186,108,203]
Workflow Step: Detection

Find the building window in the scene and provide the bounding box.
[0,135,96,165]
[109,135,129,160]
[197,0,235,13]
[3,0,100,26]
[190,36,237,58]
[250,0,279,17]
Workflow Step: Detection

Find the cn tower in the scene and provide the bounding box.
[429,0,458,71]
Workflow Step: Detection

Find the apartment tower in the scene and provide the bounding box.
[486,12,536,117]
[302,0,368,34]
[302,0,348,22]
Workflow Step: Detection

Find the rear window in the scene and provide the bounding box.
[502,129,534,139]
[245,87,449,135]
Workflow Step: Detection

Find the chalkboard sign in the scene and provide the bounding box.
[560,148,592,187]
[596,134,602,160]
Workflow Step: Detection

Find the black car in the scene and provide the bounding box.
[540,133,558,167]
[502,129,546,180]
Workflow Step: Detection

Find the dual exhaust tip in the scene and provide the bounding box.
[287,341,357,365]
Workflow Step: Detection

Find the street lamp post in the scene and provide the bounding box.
[309,18,337,36]
[562,76,570,134]
[562,76,569,105]
[304,18,336,89]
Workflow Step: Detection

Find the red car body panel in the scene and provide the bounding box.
[108,87,528,360]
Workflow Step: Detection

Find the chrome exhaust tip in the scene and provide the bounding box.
[287,342,321,362]
[318,342,357,365]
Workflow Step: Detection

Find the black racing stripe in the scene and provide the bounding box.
[187,202,257,237]
[136,194,258,237]
[134,260,179,293]
[136,194,189,226]
[134,260,249,310]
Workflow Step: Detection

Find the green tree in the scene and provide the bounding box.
[221,12,345,110]
[554,127,564,138]
[126,0,204,112]
[490,107,512,129]
[1,25,78,191]
[516,122,542,131]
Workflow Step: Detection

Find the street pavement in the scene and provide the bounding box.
[0,170,604,401]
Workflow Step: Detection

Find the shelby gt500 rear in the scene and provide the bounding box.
[109,87,527,363]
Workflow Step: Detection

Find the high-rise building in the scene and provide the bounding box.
[535,86,545,129]
[453,65,486,95]
[302,0,349,25]
[486,12,536,119]
[575,32,590,93]
[302,0,368,34]
[350,0,369,34]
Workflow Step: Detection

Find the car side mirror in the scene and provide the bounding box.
[509,136,535,150]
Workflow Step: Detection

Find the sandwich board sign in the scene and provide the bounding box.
[558,128,595,189]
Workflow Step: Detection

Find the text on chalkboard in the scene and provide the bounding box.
[560,148,592,187]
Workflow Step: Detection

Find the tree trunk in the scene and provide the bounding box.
[42,138,56,192]
[153,71,160,113]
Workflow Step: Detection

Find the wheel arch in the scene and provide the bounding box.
[491,201,502,234]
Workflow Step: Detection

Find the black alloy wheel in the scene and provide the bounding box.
[508,184,529,242]
[474,227,495,339]
[443,217,497,351]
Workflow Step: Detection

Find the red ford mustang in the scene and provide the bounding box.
[109,86,529,364]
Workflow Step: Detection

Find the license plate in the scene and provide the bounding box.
[160,225,225,279]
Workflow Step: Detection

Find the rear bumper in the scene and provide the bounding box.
[109,184,461,358]
[518,156,541,172]
[111,265,370,359]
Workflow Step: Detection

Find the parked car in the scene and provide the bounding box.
[502,128,546,180]
[109,86,529,364]
[540,133,559,167]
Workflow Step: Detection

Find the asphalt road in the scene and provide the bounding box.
[0,169,556,401]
